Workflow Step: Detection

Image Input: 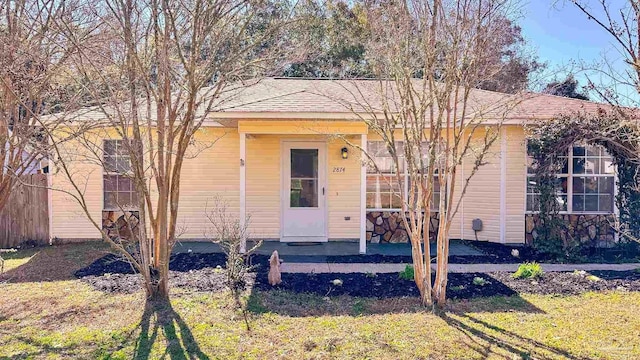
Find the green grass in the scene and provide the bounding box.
[1,244,640,359]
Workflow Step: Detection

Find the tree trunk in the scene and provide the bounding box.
[432,219,450,308]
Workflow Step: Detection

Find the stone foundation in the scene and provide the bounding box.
[525,213,617,248]
[366,211,439,243]
[102,211,140,241]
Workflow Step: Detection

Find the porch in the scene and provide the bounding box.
[237,120,370,252]
[174,240,483,262]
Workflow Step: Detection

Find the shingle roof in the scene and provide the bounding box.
[47,78,635,124]
[212,78,631,122]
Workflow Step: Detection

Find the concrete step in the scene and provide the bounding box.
[280,262,640,274]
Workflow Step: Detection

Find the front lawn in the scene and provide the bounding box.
[1,243,639,359]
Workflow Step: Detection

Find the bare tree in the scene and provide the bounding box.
[0,0,80,215]
[332,0,525,307]
[205,197,259,331]
[47,0,299,301]
[567,0,640,106]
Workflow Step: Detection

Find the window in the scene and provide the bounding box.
[366,142,404,209]
[526,144,614,213]
[366,141,440,210]
[103,140,138,210]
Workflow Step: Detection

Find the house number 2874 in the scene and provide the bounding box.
[333,167,346,173]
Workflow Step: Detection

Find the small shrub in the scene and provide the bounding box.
[450,285,465,292]
[513,262,544,279]
[365,272,377,278]
[573,270,587,276]
[398,265,414,281]
[472,277,487,286]
[352,299,366,315]
[587,275,601,282]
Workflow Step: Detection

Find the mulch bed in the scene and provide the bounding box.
[74,252,270,277]
[82,268,257,294]
[76,253,640,299]
[464,240,640,264]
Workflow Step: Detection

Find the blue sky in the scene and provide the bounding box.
[520,1,637,104]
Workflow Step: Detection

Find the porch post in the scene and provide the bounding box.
[360,134,367,254]
[240,132,247,253]
[499,126,507,243]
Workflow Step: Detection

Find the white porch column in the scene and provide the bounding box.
[240,132,247,253]
[499,126,507,243]
[359,134,367,254]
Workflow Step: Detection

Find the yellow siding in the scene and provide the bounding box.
[238,120,368,134]
[176,129,240,238]
[50,120,526,244]
[51,143,103,239]
[51,127,116,239]
[245,134,281,238]
[449,128,502,241]
[505,126,526,243]
[245,134,362,240]
[450,125,526,243]
[327,136,361,239]
[50,127,241,240]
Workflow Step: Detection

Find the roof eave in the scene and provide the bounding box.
[206,111,384,120]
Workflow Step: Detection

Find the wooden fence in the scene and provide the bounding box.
[0,174,49,248]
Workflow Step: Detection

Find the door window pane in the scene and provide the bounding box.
[290,179,318,207]
[290,149,319,208]
[291,149,318,178]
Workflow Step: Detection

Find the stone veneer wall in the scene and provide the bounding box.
[102,211,140,241]
[525,214,617,248]
[366,211,439,243]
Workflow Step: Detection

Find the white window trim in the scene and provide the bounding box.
[102,139,139,212]
[365,141,439,212]
[525,143,616,215]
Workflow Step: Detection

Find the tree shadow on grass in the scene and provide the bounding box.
[0,242,110,283]
[440,311,594,360]
[134,300,210,360]
[246,271,545,317]
[246,288,544,318]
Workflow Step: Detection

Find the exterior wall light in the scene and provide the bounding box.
[341,147,349,159]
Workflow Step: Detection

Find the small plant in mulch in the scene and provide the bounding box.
[472,277,488,286]
[573,270,587,276]
[513,262,544,280]
[450,285,465,292]
[398,265,414,281]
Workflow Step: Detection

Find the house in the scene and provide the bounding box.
[48,78,620,252]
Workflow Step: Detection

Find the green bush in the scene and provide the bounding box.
[513,262,544,279]
[398,265,414,281]
[472,277,488,286]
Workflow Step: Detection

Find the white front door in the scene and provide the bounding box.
[281,141,327,241]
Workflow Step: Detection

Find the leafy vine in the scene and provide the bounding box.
[526,110,640,256]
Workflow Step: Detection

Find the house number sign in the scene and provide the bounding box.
[332,167,346,173]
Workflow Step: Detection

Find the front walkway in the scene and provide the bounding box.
[281,262,640,274]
